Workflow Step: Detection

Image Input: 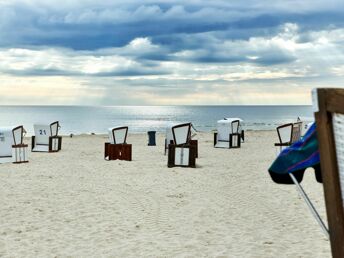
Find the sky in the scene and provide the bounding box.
[0,0,344,105]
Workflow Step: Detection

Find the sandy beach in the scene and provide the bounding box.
[0,131,330,257]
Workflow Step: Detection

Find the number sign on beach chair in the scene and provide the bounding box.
[0,125,28,164]
[31,121,62,152]
[314,88,344,258]
[104,126,132,161]
[168,123,197,168]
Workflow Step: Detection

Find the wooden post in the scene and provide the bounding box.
[314,88,344,258]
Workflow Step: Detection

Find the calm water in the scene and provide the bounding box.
[0,105,313,135]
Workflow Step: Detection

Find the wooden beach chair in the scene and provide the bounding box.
[274,123,293,151]
[0,125,28,164]
[314,88,344,258]
[168,123,197,168]
[104,126,132,161]
[32,121,62,152]
[165,123,198,157]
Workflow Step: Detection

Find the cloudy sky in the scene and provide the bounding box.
[0,0,344,105]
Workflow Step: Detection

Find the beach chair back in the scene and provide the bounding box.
[50,121,60,137]
[231,120,240,133]
[109,126,128,144]
[12,126,24,145]
[292,122,302,143]
[314,88,344,258]
[34,124,52,145]
[276,123,293,145]
[217,120,231,142]
[172,123,191,145]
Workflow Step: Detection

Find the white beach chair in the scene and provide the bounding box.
[105,126,132,161]
[168,123,196,168]
[313,88,344,257]
[214,118,243,148]
[31,121,62,152]
[0,125,28,164]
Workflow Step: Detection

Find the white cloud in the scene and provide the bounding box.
[0,0,344,105]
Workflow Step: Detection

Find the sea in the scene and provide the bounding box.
[0,105,313,135]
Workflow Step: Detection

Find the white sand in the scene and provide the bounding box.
[0,131,330,257]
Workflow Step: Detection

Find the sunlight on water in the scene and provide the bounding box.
[0,105,313,135]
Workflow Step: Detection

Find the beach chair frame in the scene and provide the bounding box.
[165,124,198,158]
[168,123,196,168]
[274,123,294,151]
[230,120,241,148]
[12,125,29,164]
[31,121,62,152]
[105,126,132,161]
[314,88,344,258]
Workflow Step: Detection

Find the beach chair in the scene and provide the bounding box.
[274,123,294,152]
[275,122,302,152]
[104,126,132,161]
[313,88,344,258]
[31,121,62,152]
[0,125,28,164]
[165,123,198,157]
[168,123,197,168]
[214,118,243,148]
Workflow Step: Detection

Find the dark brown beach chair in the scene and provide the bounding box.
[168,123,197,168]
[105,126,132,161]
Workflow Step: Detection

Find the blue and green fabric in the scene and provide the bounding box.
[268,123,322,184]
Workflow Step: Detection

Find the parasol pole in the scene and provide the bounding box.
[289,173,329,239]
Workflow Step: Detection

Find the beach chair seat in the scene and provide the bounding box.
[105,126,132,161]
[0,125,28,164]
[32,121,62,152]
[168,123,197,168]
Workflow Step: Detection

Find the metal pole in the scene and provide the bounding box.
[289,173,329,239]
